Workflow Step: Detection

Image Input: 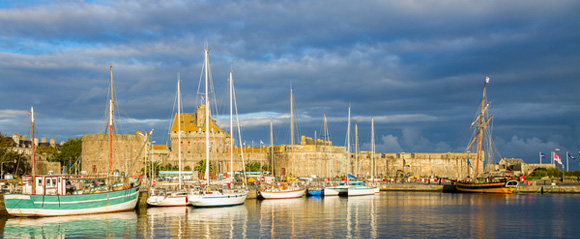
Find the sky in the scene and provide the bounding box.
[1,0,579,169]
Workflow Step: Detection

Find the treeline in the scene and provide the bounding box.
[0,131,82,177]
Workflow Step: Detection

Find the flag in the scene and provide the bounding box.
[485,76,490,84]
[467,158,472,168]
[554,152,562,164]
[568,153,576,160]
[540,153,546,158]
[404,159,410,167]
[201,95,204,102]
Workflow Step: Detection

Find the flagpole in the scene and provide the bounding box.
[566,151,569,172]
[539,152,542,165]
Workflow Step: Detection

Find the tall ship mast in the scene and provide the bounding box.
[455,76,518,193]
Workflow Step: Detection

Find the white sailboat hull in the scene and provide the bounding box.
[188,191,248,207]
[323,187,339,196]
[259,188,305,199]
[347,186,376,196]
[147,195,189,207]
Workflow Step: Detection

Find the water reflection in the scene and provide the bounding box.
[2,193,579,238]
[188,205,248,239]
[142,205,249,239]
[2,211,137,238]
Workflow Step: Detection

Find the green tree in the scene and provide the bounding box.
[0,132,23,177]
[262,164,272,172]
[141,160,162,178]
[194,160,215,173]
[55,138,82,172]
[184,165,192,171]
[245,161,261,172]
[36,144,59,161]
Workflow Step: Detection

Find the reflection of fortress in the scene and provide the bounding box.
[82,105,534,178]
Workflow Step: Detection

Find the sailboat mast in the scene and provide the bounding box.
[109,66,114,175]
[229,71,234,177]
[347,106,351,184]
[177,75,182,188]
[355,124,359,175]
[270,120,274,177]
[475,83,487,176]
[324,114,328,178]
[314,130,317,177]
[204,47,210,186]
[31,107,36,195]
[371,118,375,181]
[290,88,294,177]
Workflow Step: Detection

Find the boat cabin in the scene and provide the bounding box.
[22,175,68,195]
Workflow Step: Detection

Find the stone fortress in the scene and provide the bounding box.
[9,134,62,175]
[80,104,542,179]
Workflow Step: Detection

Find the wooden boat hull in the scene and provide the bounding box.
[455,182,516,194]
[259,188,305,199]
[3,186,140,217]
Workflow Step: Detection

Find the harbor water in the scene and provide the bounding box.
[1,192,579,238]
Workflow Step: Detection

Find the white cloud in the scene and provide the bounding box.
[0,109,29,119]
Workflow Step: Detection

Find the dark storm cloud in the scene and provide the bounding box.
[1,0,579,168]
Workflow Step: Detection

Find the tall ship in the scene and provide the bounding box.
[4,67,141,217]
[455,77,518,193]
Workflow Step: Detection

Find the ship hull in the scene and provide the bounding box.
[188,192,247,207]
[3,186,140,217]
[259,188,305,199]
[455,182,515,194]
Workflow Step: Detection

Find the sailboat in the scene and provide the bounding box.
[258,88,306,199]
[307,119,325,196]
[335,106,375,196]
[323,114,340,196]
[370,118,380,194]
[3,67,140,217]
[147,77,190,206]
[455,77,518,193]
[188,47,248,207]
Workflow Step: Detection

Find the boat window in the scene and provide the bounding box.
[37,178,43,186]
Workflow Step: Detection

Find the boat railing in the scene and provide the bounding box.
[505,180,519,188]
